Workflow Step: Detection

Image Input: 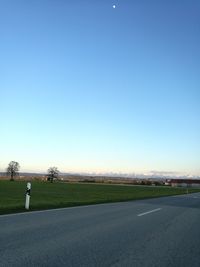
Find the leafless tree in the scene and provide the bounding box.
[47,167,59,183]
[7,161,20,181]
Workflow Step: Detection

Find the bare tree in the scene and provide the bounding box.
[47,167,59,183]
[7,161,20,181]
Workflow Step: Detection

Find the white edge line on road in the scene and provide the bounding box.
[137,208,162,217]
[0,201,131,219]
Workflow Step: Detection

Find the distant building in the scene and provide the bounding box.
[166,179,200,188]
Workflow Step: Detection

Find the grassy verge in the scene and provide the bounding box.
[0,181,200,215]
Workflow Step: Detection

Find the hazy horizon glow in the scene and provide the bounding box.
[0,1,199,175]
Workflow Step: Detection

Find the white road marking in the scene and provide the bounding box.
[0,201,131,218]
[137,208,162,217]
[172,194,200,198]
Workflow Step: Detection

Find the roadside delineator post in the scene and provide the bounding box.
[25,182,31,210]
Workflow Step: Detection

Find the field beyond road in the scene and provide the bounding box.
[0,181,200,215]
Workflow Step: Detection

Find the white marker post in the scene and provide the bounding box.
[25,182,31,210]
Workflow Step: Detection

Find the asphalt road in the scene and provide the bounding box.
[0,193,200,267]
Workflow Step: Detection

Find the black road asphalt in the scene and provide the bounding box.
[0,193,200,267]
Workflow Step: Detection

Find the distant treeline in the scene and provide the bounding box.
[0,173,165,186]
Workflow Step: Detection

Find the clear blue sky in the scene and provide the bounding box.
[0,0,199,175]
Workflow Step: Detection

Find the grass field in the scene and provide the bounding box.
[0,181,200,215]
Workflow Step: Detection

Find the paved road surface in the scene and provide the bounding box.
[0,193,200,267]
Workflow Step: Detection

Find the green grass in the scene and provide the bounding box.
[0,181,200,215]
